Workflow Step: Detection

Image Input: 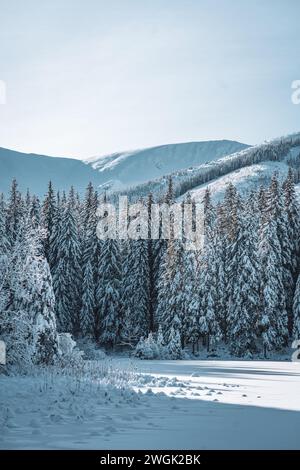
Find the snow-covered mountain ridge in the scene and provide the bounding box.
[85,140,248,191]
[0,140,247,196]
[114,132,300,203]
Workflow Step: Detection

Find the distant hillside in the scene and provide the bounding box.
[0,148,101,196]
[86,140,248,192]
[0,140,248,197]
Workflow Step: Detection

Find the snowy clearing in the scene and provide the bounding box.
[1,360,300,450]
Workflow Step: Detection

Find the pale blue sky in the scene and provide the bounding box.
[0,0,299,158]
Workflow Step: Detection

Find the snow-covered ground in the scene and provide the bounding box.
[179,161,289,204]
[1,360,300,449]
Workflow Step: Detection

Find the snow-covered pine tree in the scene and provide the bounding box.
[26,239,59,365]
[121,239,150,345]
[167,326,183,359]
[80,259,95,336]
[29,195,41,229]
[42,181,57,262]
[223,182,239,242]
[181,192,199,350]
[96,237,122,347]
[214,203,228,341]
[0,195,10,265]
[267,175,292,329]
[156,235,184,348]
[151,179,175,329]
[147,192,156,332]
[82,182,97,230]
[258,213,288,357]
[80,186,99,337]
[293,274,300,340]
[1,222,59,365]
[198,189,221,352]
[282,168,300,334]
[217,184,240,342]
[6,178,25,244]
[52,189,82,335]
[228,204,260,356]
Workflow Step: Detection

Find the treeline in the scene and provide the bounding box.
[1,167,300,362]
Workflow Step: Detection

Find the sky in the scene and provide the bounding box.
[0,0,299,159]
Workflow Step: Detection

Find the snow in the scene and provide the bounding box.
[179,161,289,204]
[1,359,300,449]
[0,140,247,196]
[85,140,248,192]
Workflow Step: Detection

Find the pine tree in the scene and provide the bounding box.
[52,190,81,334]
[29,195,41,229]
[258,217,288,356]
[228,207,260,356]
[267,175,292,331]
[80,189,99,337]
[2,224,59,365]
[42,181,56,261]
[96,238,121,347]
[6,179,25,243]
[198,189,221,351]
[80,259,95,336]
[0,196,10,264]
[157,237,184,346]
[167,327,183,359]
[282,168,300,333]
[147,193,156,332]
[121,239,150,345]
[293,274,300,340]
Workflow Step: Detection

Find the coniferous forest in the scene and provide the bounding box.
[1,164,300,366]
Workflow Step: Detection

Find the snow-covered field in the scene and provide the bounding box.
[1,360,300,450]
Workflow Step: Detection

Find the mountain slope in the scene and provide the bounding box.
[0,140,248,196]
[0,148,102,196]
[86,140,249,192]
[116,132,300,203]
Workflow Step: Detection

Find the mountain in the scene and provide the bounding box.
[117,132,300,203]
[0,140,248,196]
[0,148,101,197]
[86,140,249,192]
[179,134,300,204]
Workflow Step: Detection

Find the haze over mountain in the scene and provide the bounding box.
[0,140,248,197]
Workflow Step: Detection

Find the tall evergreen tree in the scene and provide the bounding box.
[228,207,260,356]
[6,179,25,243]
[52,190,81,334]
[96,238,121,347]
[42,181,56,261]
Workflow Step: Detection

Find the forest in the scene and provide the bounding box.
[1,163,300,365]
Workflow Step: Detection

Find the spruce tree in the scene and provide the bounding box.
[52,190,81,334]
[228,208,260,356]
[80,259,96,336]
[293,274,300,340]
[96,238,121,347]
[42,181,56,261]
[6,178,25,243]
